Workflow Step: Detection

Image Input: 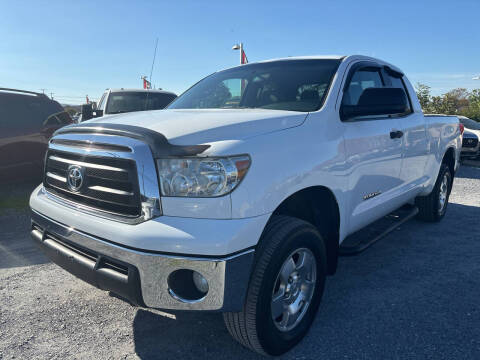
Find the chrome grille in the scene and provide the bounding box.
[44,149,141,217]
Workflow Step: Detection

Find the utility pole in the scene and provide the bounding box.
[50,92,54,100]
[40,89,46,94]
[239,43,243,64]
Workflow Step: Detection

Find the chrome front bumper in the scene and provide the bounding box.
[31,210,255,312]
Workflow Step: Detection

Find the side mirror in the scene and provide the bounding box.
[341,87,409,121]
[81,104,93,121]
[92,109,103,118]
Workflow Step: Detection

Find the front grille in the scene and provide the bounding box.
[43,149,141,217]
[463,137,478,148]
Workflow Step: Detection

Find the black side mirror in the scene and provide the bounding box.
[81,104,93,121]
[341,87,409,121]
[93,109,104,118]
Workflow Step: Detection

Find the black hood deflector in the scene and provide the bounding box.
[54,123,210,157]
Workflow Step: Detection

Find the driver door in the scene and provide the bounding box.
[340,63,405,233]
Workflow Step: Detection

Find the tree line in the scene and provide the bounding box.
[415,83,480,121]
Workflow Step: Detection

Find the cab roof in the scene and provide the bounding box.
[107,88,176,96]
[231,55,404,76]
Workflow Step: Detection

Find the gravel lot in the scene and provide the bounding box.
[1,166,479,359]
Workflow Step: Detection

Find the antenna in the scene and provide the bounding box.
[145,38,159,110]
[149,37,159,83]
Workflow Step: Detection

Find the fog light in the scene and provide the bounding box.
[192,271,209,294]
[167,269,209,303]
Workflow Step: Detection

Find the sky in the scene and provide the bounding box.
[1,0,479,104]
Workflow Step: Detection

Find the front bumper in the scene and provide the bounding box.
[31,210,255,311]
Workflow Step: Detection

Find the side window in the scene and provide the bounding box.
[342,68,384,106]
[384,73,412,114]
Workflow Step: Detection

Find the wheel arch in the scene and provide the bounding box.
[442,146,456,177]
[268,186,341,275]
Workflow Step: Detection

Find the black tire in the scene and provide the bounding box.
[223,215,327,356]
[415,163,452,222]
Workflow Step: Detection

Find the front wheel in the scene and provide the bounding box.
[415,163,452,222]
[223,216,327,356]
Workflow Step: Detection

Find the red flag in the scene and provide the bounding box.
[143,77,151,89]
[241,49,248,64]
[86,95,89,104]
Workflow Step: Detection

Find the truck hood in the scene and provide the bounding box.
[87,109,307,145]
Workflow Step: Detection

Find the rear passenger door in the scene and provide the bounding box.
[383,70,428,187]
[340,62,405,233]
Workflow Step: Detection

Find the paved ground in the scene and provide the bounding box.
[1,167,479,359]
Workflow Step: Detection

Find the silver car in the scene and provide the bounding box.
[459,116,480,159]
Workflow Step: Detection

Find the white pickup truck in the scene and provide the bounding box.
[30,55,462,356]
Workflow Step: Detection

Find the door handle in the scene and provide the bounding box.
[390,130,404,139]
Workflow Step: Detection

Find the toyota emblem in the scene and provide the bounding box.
[67,165,85,192]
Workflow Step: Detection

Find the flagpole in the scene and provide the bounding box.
[232,43,246,65]
[240,43,243,65]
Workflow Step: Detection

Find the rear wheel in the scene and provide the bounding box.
[415,163,452,222]
[223,216,327,356]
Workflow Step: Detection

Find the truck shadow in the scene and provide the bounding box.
[132,202,480,359]
[132,309,264,359]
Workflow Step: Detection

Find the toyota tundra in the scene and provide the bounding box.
[30,55,462,356]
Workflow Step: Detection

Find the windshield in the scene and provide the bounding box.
[106,92,177,114]
[169,59,341,112]
[460,117,480,130]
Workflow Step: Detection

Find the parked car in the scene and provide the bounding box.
[0,88,73,183]
[458,116,480,159]
[80,88,177,121]
[461,130,480,159]
[30,55,462,356]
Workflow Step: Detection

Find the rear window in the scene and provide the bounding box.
[106,92,177,114]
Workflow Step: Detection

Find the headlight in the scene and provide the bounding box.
[157,155,250,197]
